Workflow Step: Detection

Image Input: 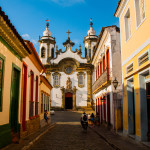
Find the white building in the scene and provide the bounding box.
[92,26,122,130]
[39,20,98,110]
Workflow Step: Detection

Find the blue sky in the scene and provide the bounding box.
[0,0,119,56]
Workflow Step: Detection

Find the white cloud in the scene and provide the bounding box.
[22,33,38,45]
[50,0,85,6]
[22,34,30,40]
[73,39,81,45]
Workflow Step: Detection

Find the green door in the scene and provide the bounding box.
[10,67,20,133]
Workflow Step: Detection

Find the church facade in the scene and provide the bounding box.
[39,21,98,110]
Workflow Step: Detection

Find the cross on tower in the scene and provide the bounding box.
[90,18,93,27]
[46,19,50,28]
[66,30,71,38]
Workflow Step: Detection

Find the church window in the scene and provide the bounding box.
[51,48,54,58]
[85,48,87,57]
[65,66,73,75]
[53,72,61,88]
[135,0,145,27]
[41,47,46,58]
[77,72,85,88]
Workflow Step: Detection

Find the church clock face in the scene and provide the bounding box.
[65,66,73,75]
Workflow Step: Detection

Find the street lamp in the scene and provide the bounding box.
[112,77,118,90]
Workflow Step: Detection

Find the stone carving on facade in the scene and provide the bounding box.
[66,77,72,89]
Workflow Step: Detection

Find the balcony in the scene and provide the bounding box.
[92,68,111,94]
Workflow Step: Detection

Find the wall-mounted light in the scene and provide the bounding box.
[28,70,33,78]
[112,77,118,90]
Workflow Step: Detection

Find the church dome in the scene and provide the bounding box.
[43,27,51,36]
[87,27,96,36]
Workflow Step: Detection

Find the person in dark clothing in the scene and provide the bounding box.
[90,113,95,126]
[44,110,49,124]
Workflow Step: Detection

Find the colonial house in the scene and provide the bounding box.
[92,26,122,130]
[39,75,52,127]
[39,20,98,110]
[115,0,150,141]
[20,40,45,138]
[0,7,30,148]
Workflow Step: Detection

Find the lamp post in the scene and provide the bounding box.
[112,77,118,90]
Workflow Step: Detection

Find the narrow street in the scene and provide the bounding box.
[28,111,149,150]
[29,111,114,150]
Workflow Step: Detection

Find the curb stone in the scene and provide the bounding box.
[22,123,56,150]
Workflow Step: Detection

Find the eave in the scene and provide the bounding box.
[0,7,31,57]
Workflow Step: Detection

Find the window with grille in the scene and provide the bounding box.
[124,8,132,41]
[0,57,4,112]
[79,74,83,85]
[53,72,60,88]
[135,0,145,27]
[77,72,85,88]
[138,51,149,66]
[29,71,34,118]
[54,75,59,86]
[127,63,133,74]
[41,93,43,113]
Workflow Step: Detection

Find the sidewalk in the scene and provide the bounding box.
[89,125,150,150]
[2,123,56,150]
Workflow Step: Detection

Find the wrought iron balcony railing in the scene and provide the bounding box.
[92,68,110,93]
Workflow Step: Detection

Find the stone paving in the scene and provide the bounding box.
[29,111,150,150]
[29,111,114,150]
[3,111,150,150]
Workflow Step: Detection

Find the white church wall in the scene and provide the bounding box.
[50,47,87,64]
[50,71,87,108]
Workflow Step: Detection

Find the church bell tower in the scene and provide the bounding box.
[83,19,98,60]
[39,20,56,64]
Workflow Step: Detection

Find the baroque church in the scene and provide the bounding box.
[39,20,98,110]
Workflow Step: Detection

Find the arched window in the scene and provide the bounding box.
[41,47,45,58]
[51,48,54,58]
[103,56,105,72]
[85,48,87,57]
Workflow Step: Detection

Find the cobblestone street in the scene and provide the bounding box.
[29,111,114,150]
[28,111,149,150]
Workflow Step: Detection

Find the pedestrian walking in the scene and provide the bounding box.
[90,113,95,127]
[44,110,49,124]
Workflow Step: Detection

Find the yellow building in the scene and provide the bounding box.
[0,7,30,148]
[115,0,150,141]
[20,40,45,138]
[39,75,52,127]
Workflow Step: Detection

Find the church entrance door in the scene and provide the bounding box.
[65,93,73,109]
